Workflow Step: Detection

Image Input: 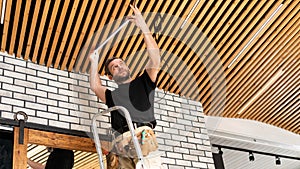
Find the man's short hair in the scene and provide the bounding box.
[104,57,120,76]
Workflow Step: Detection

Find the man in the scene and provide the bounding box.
[89,4,163,169]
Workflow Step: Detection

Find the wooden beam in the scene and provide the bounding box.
[13,127,29,169]
[27,128,111,153]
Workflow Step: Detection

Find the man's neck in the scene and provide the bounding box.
[116,77,132,85]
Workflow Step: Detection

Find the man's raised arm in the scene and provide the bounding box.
[127,5,161,82]
[89,51,107,103]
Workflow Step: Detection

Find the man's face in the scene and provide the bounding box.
[108,59,130,84]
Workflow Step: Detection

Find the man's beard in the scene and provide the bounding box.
[113,69,130,84]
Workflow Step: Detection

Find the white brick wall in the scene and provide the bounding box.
[0,54,214,168]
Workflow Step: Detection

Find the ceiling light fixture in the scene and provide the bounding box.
[237,69,284,115]
[218,147,223,155]
[228,3,284,68]
[180,0,200,29]
[275,156,281,165]
[1,0,7,24]
[249,152,255,161]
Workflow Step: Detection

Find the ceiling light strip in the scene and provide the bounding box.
[228,3,284,68]
[180,0,200,29]
[1,0,6,24]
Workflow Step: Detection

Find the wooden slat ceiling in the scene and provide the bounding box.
[0,0,299,138]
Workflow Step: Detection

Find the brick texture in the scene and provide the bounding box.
[0,54,214,168]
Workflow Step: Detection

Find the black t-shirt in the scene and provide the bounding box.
[105,71,156,131]
[45,148,74,169]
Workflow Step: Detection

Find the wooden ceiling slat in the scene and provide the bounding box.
[192,0,215,26]
[225,1,299,93]
[53,0,80,69]
[38,0,61,65]
[253,75,298,124]
[0,0,12,52]
[211,0,249,47]
[286,103,300,132]
[157,0,191,85]
[166,45,193,94]
[183,40,221,100]
[157,0,208,87]
[155,0,200,70]
[159,51,187,94]
[220,0,273,66]
[69,0,103,72]
[32,0,51,63]
[181,0,205,25]
[213,13,300,116]
[163,1,226,97]
[46,0,71,67]
[16,0,32,58]
[225,31,299,117]
[156,0,204,48]
[24,0,41,60]
[237,38,299,119]
[60,0,90,70]
[73,151,89,161]
[289,119,300,134]
[241,45,299,121]
[167,49,196,94]
[80,0,117,73]
[8,0,22,54]
[239,15,297,119]
[74,154,99,168]
[196,54,226,103]
[208,0,239,41]
[259,48,299,122]
[247,51,299,121]
[224,0,285,68]
[269,91,298,128]
[190,43,222,100]
[158,1,205,93]
[153,1,198,87]
[157,0,207,93]
[74,154,94,168]
[197,0,225,32]
[214,0,258,53]
[276,81,299,128]
[190,4,243,103]
[209,3,300,115]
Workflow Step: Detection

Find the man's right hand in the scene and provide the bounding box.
[89,51,99,63]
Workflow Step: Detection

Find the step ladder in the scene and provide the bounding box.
[91,106,146,169]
